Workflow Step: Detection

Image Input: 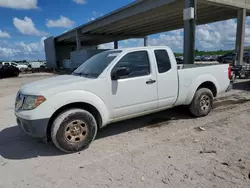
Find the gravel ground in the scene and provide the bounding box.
[0,74,250,188]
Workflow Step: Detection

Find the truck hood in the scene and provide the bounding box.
[20,75,89,96]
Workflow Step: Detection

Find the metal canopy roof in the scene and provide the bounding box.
[55,0,250,45]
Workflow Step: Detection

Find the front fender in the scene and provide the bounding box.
[37,90,110,126]
[185,74,219,105]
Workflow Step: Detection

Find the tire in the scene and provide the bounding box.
[51,108,98,153]
[20,68,25,72]
[245,71,250,79]
[14,71,19,77]
[189,88,214,117]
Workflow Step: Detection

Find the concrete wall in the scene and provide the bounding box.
[44,34,99,69]
[56,44,98,68]
[70,49,107,69]
[56,44,76,68]
[44,37,57,69]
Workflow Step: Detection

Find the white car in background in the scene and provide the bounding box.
[12,63,28,71]
[29,62,41,69]
[2,62,28,71]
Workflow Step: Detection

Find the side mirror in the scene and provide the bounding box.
[111,67,130,80]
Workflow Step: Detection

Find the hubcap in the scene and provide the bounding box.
[64,120,88,143]
[200,95,211,111]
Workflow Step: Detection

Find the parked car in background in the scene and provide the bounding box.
[218,51,250,64]
[195,56,202,61]
[1,62,10,66]
[40,61,47,68]
[0,65,19,78]
[1,62,28,71]
[29,61,41,69]
[19,62,32,68]
[201,55,217,61]
[11,62,29,71]
[201,56,210,61]
[176,56,183,64]
[15,46,232,153]
[218,52,235,64]
[208,55,218,61]
[243,52,250,63]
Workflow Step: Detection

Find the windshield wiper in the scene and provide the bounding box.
[72,72,82,76]
[72,72,95,78]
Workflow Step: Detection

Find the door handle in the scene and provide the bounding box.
[146,79,156,84]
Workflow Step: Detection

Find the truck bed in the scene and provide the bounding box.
[177,63,221,70]
[175,63,230,106]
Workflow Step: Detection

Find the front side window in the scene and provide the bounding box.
[73,50,122,78]
[154,50,171,73]
[112,51,150,79]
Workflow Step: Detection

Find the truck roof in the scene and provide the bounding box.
[108,46,170,52]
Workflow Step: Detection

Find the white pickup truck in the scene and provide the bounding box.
[15,46,232,153]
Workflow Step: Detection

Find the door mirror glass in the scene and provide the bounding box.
[112,67,130,80]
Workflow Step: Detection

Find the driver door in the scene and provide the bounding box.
[107,50,158,120]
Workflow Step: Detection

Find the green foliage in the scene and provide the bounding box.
[174,50,233,57]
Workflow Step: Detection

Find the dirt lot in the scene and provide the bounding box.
[0,74,250,188]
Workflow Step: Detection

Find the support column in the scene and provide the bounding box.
[235,8,246,66]
[44,37,57,69]
[76,29,81,50]
[114,40,118,49]
[183,0,197,64]
[144,36,148,46]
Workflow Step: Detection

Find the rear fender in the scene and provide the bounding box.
[185,74,219,105]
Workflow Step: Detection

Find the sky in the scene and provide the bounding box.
[0,0,250,61]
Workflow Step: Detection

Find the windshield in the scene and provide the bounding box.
[73,50,122,78]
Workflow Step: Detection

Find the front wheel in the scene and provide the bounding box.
[51,108,98,153]
[14,71,19,77]
[189,88,214,117]
[20,68,25,72]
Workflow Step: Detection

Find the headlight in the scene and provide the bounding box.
[22,95,46,110]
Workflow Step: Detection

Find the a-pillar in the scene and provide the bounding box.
[114,41,118,49]
[76,29,81,51]
[144,36,148,46]
[183,0,196,64]
[235,8,246,66]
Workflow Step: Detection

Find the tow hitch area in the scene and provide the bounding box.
[226,83,233,92]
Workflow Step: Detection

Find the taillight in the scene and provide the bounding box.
[228,66,232,80]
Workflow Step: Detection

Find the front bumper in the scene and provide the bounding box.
[16,114,49,142]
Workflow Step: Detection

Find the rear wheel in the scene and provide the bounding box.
[189,88,214,117]
[51,108,97,153]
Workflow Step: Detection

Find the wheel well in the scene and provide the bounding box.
[198,81,217,97]
[46,102,102,141]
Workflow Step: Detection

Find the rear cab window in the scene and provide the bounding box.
[154,50,171,73]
